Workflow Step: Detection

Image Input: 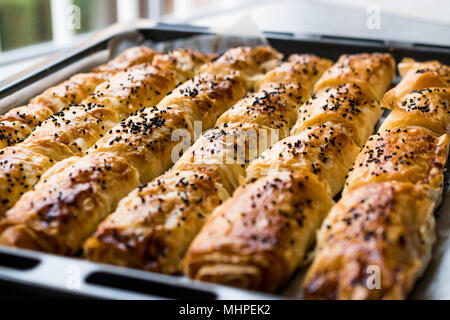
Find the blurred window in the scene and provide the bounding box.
[0,0,52,51]
[0,0,257,64]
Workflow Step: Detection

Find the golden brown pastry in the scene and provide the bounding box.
[0,46,156,149]
[91,46,156,73]
[86,46,284,185]
[172,123,265,194]
[344,61,450,202]
[343,127,449,202]
[88,73,247,183]
[314,53,395,100]
[379,87,450,136]
[0,152,139,254]
[84,54,330,273]
[254,54,333,91]
[381,58,450,109]
[183,53,395,292]
[303,181,436,300]
[176,55,333,192]
[184,170,334,291]
[198,46,282,88]
[303,57,449,300]
[246,124,360,197]
[181,126,358,291]
[0,49,209,216]
[291,83,381,146]
[85,167,229,273]
[217,54,333,138]
[0,46,282,254]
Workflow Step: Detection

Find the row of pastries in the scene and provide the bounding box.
[303,59,449,299]
[0,46,282,254]
[0,47,156,149]
[0,44,448,299]
[0,48,210,217]
[183,52,396,292]
[84,53,333,273]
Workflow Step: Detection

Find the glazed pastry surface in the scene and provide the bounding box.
[314,53,395,100]
[303,58,449,300]
[303,182,435,300]
[0,47,282,254]
[0,49,208,216]
[84,53,331,272]
[0,47,156,149]
[379,87,450,136]
[183,53,395,292]
[184,170,333,292]
[381,58,450,109]
[343,126,449,202]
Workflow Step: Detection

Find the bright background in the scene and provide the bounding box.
[0,0,448,80]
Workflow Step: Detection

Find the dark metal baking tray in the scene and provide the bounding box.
[0,20,449,300]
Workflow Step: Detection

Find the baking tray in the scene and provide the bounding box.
[0,20,449,300]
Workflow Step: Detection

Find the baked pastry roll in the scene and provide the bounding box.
[254,54,333,90]
[0,49,209,216]
[246,123,360,197]
[198,46,282,88]
[0,152,139,254]
[88,73,246,184]
[303,57,449,300]
[303,181,436,300]
[382,58,450,109]
[91,46,156,73]
[314,53,395,100]
[83,54,329,272]
[183,53,394,292]
[173,123,278,194]
[0,46,156,149]
[183,170,333,291]
[343,126,449,203]
[85,167,229,273]
[379,87,450,136]
[0,73,109,150]
[87,46,283,184]
[23,104,118,158]
[217,55,333,138]
[175,55,332,192]
[0,46,282,253]
[291,83,381,146]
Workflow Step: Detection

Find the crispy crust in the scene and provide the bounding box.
[89,74,246,184]
[0,47,282,255]
[183,53,395,292]
[314,53,395,100]
[255,54,332,91]
[381,58,450,109]
[85,168,229,274]
[183,170,333,292]
[217,55,332,139]
[0,47,156,149]
[0,49,209,217]
[173,122,285,193]
[379,87,450,136]
[91,46,157,73]
[246,123,360,197]
[0,146,53,214]
[343,127,449,202]
[198,46,283,89]
[84,54,332,272]
[303,182,436,300]
[303,58,449,300]
[0,152,139,254]
[291,83,381,146]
